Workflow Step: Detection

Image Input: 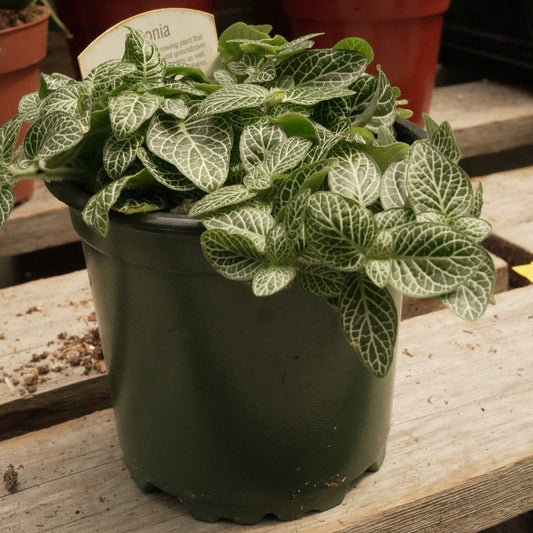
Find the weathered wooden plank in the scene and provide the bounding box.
[0,285,531,532]
[0,271,110,440]
[0,181,78,258]
[0,245,508,442]
[430,80,533,159]
[473,166,533,286]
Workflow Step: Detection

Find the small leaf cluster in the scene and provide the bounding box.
[0,23,496,377]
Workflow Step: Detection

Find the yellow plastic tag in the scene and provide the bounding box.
[512,262,533,283]
[77,8,219,79]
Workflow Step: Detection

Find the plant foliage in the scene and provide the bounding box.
[0,23,496,377]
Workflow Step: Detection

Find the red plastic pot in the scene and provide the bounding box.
[0,9,50,204]
[54,0,215,72]
[283,0,450,125]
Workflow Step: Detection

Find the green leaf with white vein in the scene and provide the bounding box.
[103,132,144,179]
[388,223,481,297]
[305,192,377,271]
[239,123,285,173]
[201,229,265,281]
[199,84,270,115]
[282,86,354,106]
[243,136,312,190]
[339,274,398,377]
[109,91,161,139]
[252,265,297,296]
[438,247,496,321]
[137,147,196,191]
[23,112,85,161]
[0,115,23,165]
[276,49,367,88]
[86,59,136,102]
[147,112,233,192]
[407,141,473,218]
[0,182,15,229]
[189,185,257,216]
[160,97,189,120]
[82,175,133,236]
[365,259,392,288]
[297,264,345,298]
[328,144,382,206]
[123,28,166,87]
[427,119,461,163]
[202,205,274,251]
[451,216,492,242]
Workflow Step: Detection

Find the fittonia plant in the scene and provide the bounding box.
[0,23,495,377]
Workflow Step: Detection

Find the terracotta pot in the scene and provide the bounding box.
[54,0,215,74]
[282,0,450,125]
[0,9,49,205]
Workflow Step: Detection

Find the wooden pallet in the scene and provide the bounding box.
[1,277,531,532]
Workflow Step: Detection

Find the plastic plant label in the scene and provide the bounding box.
[77,8,219,79]
[512,262,533,283]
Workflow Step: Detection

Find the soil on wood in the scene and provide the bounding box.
[3,464,18,493]
[0,5,46,31]
[1,312,105,396]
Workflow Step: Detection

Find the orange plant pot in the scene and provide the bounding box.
[0,9,50,204]
[283,0,450,125]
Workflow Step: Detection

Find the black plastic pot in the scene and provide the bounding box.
[46,119,422,524]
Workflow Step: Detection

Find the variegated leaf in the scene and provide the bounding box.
[160,96,189,119]
[252,265,297,296]
[86,59,136,102]
[109,91,161,139]
[276,49,367,88]
[282,86,354,106]
[201,205,274,251]
[18,92,43,122]
[472,181,484,218]
[282,189,311,252]
[273,158,335,216]
[239,123,285,172]
[0,115,23,165]
[365,259,392,288]
[374,208,415,230]
[23,112,85,162]
[265,223,295,263]
[243,136,312,190]
[228,54,276,83]
[438,247,496,320]
[113,193,167,214]
[123,28,166,87]
[0,182,15,229]
[388,223,480,297]
[44,82,92,126]
[199,84,270,115]
[82,175,133,236]
[328,144,382,206]
[428,120,461,163]
[200,228,265,281]
[296,264,345,298]
[451,216,492,243]
[189,185,257,216]
[147,112,233,192]
[305,192,377,271]
[103,133,144,179]
[339,274,398,377]
[407,141,473,218]
[137,147,196,191]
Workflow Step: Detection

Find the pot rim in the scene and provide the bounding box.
[0,8,50,36]
[46,118,424,234]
